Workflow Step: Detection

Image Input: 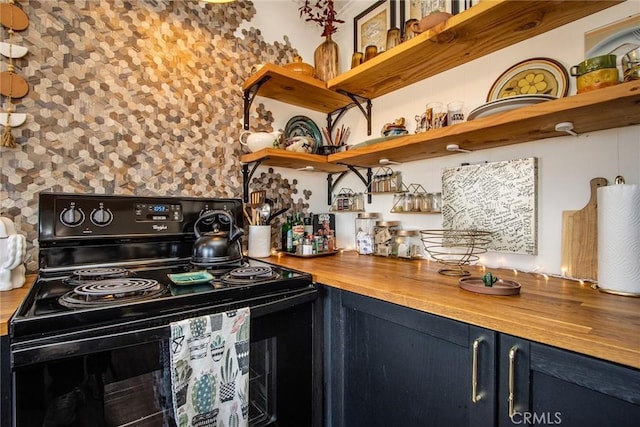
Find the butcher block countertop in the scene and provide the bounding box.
[2,256,639,370]
[0,274,34,336]
[267,251,640,370]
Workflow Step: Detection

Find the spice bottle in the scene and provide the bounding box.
[292,213,305,253]
[281,213,293,252]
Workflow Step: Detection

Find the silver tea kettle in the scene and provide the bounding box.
[191,210,244,266]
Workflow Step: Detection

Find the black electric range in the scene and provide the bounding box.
[10,192,314,357]
[9,193,321,427]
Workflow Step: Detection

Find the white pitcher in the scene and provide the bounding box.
[239,130,282,152]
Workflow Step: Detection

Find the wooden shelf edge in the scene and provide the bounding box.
[242,63,327,91]
[327,81,640,167]
[242,63,353,113]
[240,148,348,173]
[328,0,623,99]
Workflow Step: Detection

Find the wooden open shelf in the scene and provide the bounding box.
[239,0,631,173]
[242,63,352,113]
[241,82,640,170]
[240,148,347,173]
[328,81,640,167]
[328,0,623,99]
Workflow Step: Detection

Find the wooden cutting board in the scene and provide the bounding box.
[561,177,608,280]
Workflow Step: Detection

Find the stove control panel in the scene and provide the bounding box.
[38,193,243,241]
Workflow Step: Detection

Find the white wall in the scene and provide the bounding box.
[245,0,640,277]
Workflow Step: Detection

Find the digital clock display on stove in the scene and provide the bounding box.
[150,204,169,213]
[135,203,183,222]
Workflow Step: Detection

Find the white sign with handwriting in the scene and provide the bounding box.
[442,158,538,255]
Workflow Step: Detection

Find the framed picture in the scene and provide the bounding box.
[403,0,450,21]
[584,13,640,57]
[399,1,478,34]
[353,0,397,54]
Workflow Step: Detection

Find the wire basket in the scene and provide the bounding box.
[420,229,492,276]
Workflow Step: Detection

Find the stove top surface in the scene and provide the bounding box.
[11,258,312,340]
[14,193,314,342]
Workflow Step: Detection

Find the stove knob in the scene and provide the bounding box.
[60,207,85,227]
[90,207,113,227]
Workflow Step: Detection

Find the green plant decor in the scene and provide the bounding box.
[482,272,498,287]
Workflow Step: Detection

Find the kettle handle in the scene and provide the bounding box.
[194,210,243,240]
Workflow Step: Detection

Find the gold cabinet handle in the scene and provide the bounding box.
[472,338,482,403]
[508,345,518,419]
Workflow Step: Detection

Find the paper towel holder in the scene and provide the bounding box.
[615,175,625,185]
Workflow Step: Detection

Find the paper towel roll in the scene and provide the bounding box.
[597,183,640,296]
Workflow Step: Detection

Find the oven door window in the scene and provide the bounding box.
[12,301,314,427]
[14,339,279,427]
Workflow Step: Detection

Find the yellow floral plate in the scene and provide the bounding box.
[487,57,569,101]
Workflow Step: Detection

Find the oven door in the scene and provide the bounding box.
[11,287,321,427]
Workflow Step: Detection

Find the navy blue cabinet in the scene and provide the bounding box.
[498,334,640,427]
[324,287,496,427]
[324,287,640,427]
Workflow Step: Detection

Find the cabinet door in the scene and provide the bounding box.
[498,334,640,427]
[325,287,495,427]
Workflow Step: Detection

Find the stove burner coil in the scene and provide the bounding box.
[64,267,131,286]
[221,266,280,285]
[229,266,273,278]
[59,278,166,308]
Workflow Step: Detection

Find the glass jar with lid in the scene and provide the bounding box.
[391,193,405,212]
[412,193,423,212]
[374,220,401,256]
[432,192,442,212]
[421,193,433,212]
[393,230,423,259]
[403,193,413,212]
[355,212,379,254]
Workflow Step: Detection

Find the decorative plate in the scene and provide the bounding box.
[458,277,521,296]
[284,115,322,154]
[467,94,556,121]
[487,57,569,101]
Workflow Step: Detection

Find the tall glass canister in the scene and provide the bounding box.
[355,212,379,254]
[374,220,401,256]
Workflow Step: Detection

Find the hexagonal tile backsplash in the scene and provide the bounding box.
[0,0,306,271]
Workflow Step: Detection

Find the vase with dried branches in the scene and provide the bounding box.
[299,0,344,82]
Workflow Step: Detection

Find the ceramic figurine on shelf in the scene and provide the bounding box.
[0,216,26,291]
[381,117,408,137]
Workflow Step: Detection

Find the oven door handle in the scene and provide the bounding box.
[11,287,317,368]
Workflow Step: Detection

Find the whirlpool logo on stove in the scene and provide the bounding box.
[152,224,168,231]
